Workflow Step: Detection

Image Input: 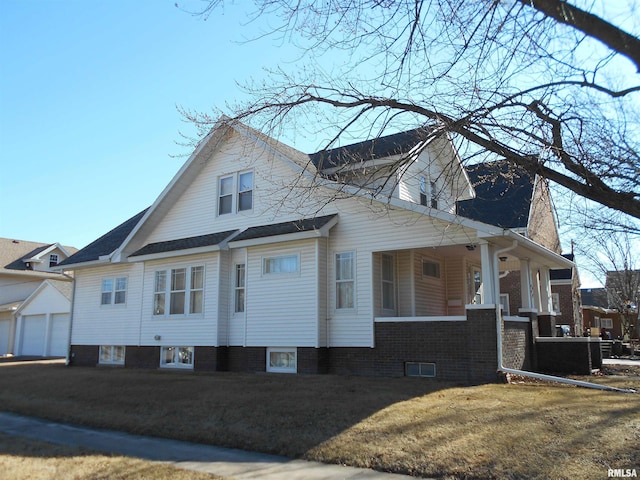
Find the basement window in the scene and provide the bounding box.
[267,347,297,373]
[405,362,436,378]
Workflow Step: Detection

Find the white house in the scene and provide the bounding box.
[0,239,76,356]
[59,118,573,382]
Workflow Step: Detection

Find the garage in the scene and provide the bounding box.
[49,313,70,356]
[0,318,11,355]
[14,280,72,357]
[21,314,46,356]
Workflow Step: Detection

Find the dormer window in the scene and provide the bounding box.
[419,176,438,209]
[218,170,253,215]
[49,254,59,268]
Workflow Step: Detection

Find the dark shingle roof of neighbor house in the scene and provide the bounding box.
[231,215,338,242]
[0,239,77,272]
[456,161,534,229]
[58,209,149,266]
[309,128,433,171]
[130,230,239,257]
[581,288,608,308]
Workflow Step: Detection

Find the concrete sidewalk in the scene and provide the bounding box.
[603,357,640,367]
[0,412,417,479]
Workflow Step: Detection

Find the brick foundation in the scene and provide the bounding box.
[536,338,594,375]
[125,346,159,369]
[70,345,98,366]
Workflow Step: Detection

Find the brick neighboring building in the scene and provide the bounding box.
[458,162,581,334]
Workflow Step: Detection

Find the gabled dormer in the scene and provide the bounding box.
[309,128,474,214]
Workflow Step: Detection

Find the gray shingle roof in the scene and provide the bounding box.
[309,128,433,171]
[456,161,534,229]
[231,215,338,242]
[0,238,78,273]
[58,209,148,267]
[130,230,238,257]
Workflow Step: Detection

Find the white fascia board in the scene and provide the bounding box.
[53,258,111,271]
[477,228,574,269]
[127,244,223,263]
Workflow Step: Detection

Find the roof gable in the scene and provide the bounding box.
[0,238,77,273]
[456,161,534,229]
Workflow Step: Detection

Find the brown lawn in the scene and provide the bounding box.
[0,360,638,479]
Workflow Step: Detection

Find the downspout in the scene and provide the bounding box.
[65,276,76,366]
[492,241,636,394]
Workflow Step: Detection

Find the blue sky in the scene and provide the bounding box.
[1,0,299,249]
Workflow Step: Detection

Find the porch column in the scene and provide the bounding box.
[539,267,552,313]
[520,259,533,310]
[479,241,495,304]
[532,266,542,312]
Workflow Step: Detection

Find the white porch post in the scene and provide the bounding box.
[43,313,52,357]
[532,266,542,312]
[520,259,533,310]
[479,241,495,304]
[539,267,552,313]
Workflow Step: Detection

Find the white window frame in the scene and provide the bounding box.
[266,347,297,373]
[153,266,204,316]
[422,258,441,279]
[160,346,194,369]
[499,293,510,316]
[381,254,396,312]
[551,292,560,313]
[217,170,254,216]
[336,252,355,310]
[234,263,246,313]
[101,277,127,305]
[99,345,125,365]
[601,318,613,329]
[262,254,300,275]
[49,254,59,268]
[405,362,436,377]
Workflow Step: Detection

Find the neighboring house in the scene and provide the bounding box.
[0,239,77,356]
[582,277,640,339]
[59,118,573,382]
[457,161,582,336]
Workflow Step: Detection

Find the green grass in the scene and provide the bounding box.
[0,361,638,479]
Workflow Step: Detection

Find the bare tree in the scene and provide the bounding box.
[178,0,640,224]
[577,230,640,339]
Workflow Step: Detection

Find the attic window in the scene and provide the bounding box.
[49,254,59,268]
[419,176,438,209]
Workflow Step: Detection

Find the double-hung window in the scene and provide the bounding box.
[234,263,246,313]
[153,266,204,316]
[419,176,438,208]
[49,254,58,268]
[218,170,253,215]
[336,252,355,309]
[101,277,127,305]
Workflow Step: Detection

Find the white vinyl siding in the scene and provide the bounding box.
[245,241,318,347]
[72,264,144,346]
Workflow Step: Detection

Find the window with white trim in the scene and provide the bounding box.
[267,347,297,373]
[381,254,395,311]
[153,266,204,316]
[601,318,613,329]
[101,277,127,305]
[552,293,560,313]
[419,176,438,208]
[336,252,355,309]
[99,345,125,365]
[234,263,246,313]
[218,170,253,215]
[49,254,59,268]
[499,294,511,316]
[422,259,441,278]
[405,362,436,377]
[161,346,194,369]
[263,255,299,275]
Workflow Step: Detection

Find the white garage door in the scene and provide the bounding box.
[21,315,46,356]
[49,313,70,356]
[0,319,11,356]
